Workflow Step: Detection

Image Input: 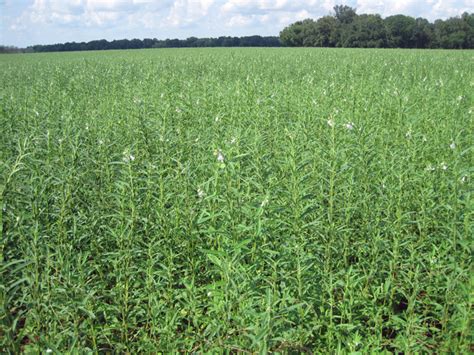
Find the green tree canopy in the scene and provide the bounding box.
[279,4,473,49]
[384,15,417,47]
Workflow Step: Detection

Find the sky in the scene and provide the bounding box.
[1,0,473,47]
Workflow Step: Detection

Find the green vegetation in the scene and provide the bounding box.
[281,5,474,49]
[24,35,281,54]
[1,48,472,353]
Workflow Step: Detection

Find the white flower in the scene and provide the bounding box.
[460,175,467,184]
[46,349,53,354]
[260,198,269,208]
[425,165,435,172]
[122,151,135,163]
[405,130,412,139]
[449,142,456,150]
[457,95,463,101]
[344,122,354,130]
[197,188,205,199]
[327,119,335,128]
[440,162,448,170]
[230,137,237,144]
[98,139,104,145]
[175,107,181,113]
[217,151,224,163]
[422,136,428,142]
[215,115,220,122]
[85,125,89,131]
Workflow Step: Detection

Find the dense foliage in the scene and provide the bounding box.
[0,46,24,54]
[27,36,281,53]
[280,5,474,49]
[1,48,472,353]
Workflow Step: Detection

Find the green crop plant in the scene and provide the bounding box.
[0,47,472,353]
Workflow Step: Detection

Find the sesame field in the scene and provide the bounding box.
[0,48,472,353]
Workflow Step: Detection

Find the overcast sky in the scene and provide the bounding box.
[1,0,473,47]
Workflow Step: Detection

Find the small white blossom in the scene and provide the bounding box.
[215,115,220,122]
[98,139,104,145]
[217,151,224,163]
[460,175,467,184]
[425,165,435,172]
[449,142,456,150]
[122,151,135,163]
[405,130,412,139]
[422,135,428,142]
[85,125,89,131]
[440,162,448,170]
[46,349,53,354]
[327,119,335,128]
[344,122,354,130]
[175,107,181,113]
[457,95,463,101]
[260,198,269,208]
[230,137,237,144]
[197,188,205,199]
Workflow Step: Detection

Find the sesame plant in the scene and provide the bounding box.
[0,48,472,353]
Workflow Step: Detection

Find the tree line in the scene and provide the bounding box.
[2,5,473,53]
[26,36,280,53]
[280,5,473,49]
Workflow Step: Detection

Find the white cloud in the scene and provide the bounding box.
[356,0,474,19]
[166,0,215,27]
[2,0,473,46]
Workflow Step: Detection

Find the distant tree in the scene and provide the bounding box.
[384,14,417,47]
[461,12,474,48]
[0,45,24,53]
[310,16,338,47]
[413,18,434,48]
[280,19,317,46]
[434,16,472,48]
[143,38,154,48]
[343,14,387,48]
[333,5,357,24]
